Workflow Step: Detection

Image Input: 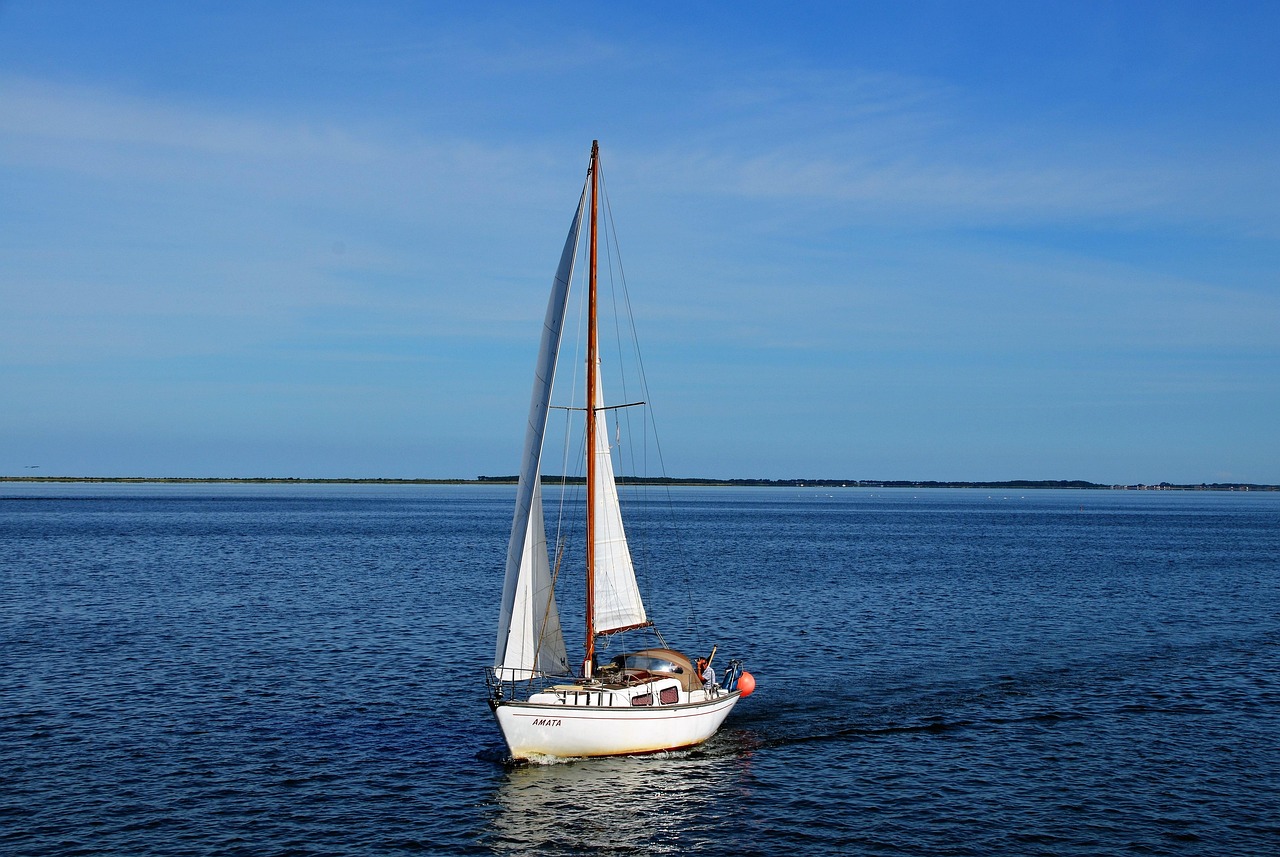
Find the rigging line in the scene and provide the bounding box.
[552,209,591,569]
[551,401,645,413]
[596,167,633,472]
[597,158,653,603]
[599,160,695,642]
[555,212,591,644]
[601,163,697,638]
[599,154,690,569]
[598,167,641,480]
[597,161,631,418]
[533,535,569,673]
[597,158,656,602]
[599,160,669,490]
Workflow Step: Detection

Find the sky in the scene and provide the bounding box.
[2,1,1277,484]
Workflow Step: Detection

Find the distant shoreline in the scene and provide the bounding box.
[3,476,1276,491]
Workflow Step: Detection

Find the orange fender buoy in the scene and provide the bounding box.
[737,670,756,697]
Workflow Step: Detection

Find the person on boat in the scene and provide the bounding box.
[697,658,715,687]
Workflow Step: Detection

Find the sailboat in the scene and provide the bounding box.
[486,141,754,762]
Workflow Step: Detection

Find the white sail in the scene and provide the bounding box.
[501,477,568,678]
[591,358,649,634]
[493,186,586,679]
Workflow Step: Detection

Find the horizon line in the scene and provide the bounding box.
[2,475,1276,491]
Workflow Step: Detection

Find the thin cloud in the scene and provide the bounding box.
[621,68,1277,234]
[0,75,380,169]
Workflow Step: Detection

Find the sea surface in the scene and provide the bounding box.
[2,483,1277,856]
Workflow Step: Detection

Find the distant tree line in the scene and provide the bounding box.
[475,476,1277,491]
[6,475,1274,491]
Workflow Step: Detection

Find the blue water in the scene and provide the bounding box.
[2,483,1277,855]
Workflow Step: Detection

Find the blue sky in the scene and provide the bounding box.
[2,1,1277,483]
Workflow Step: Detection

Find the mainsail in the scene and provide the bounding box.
[493,186,586,679]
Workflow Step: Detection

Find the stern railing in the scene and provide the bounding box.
[720,659,745,693]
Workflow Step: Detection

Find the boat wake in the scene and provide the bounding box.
[695,630,1274,758]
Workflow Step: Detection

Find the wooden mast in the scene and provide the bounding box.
[584,140,599,677]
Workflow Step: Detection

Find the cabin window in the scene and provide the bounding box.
[631,694,653,707]
[659,686,679,705]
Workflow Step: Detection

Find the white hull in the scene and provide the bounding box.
[493,691,740,761]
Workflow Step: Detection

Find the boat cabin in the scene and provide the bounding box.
[598,648,700,692]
